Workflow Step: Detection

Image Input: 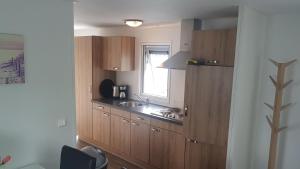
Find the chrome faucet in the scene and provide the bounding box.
[134,94,150,105]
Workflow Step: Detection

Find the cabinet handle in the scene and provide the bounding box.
[151,128,160,133]
[131,122,139,126]
[184,105,188,117]
[113,67,119,70]
[97,106,104,110]
[187,138,200,144]
[122,119,130,124]
[103,113,110,117]
[136,117,144,121]
[207,60,219,65]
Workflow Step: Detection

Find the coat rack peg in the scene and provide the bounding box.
[266,115,273,129]
[269,59,279,66]
[269,76,277,86]
[281,103,292,112]
[283,80,293,89]
[277,126,288,133]
[264,103,274,111]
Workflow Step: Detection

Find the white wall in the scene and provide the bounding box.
[226,5,267,169]
[75,23,186,108]
[0,0,76,169]
[250,14,300,169]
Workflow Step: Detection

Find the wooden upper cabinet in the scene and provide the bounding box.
[110,114,131,156]
[102,36,135,71]
[192,28,237,66]
[184,65,234,146]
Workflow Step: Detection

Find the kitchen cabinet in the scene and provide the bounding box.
[184,65,233,146]
[75,36,115,142]
[185,141,227,169]
[130,120,150,163]
[150,127,185,169]
[192,28,236,66]
[75,37,93,141]
[183,65,233,169]
[102,36,135,71]
[110,114,131,156]
[93,105,111,149]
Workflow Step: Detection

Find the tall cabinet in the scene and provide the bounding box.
[75,36,115,142]
[184,28,236,169]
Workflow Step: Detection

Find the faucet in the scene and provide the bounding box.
[134,94,150,105]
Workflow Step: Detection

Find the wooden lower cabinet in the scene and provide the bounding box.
[130,120,150,163]
[185,141,227,169]
[93,108,111,149]
[110,114,131,156]
[150,127,185,169]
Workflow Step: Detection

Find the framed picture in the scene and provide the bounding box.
[0,33,25,84]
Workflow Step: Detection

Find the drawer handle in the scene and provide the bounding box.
[151,128,160,133]
[113,67,119,70]
[137,117,144,120]
[207,60,219,65]
[103,113,110,117]
[98,106,104,110]
[122,119,130,124]
[187,138,200,144]
[131,122,139,126]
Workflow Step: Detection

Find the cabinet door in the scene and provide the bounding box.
[103,37,135,71]
[185,141,227,169]
[93,109,111,149]
[110,114,131,156]
[130,121,150,163]
[192,29,236,66]
[103,37,122,71]
[150,127,185,169]
[184,65,233,146]
[150,127,169,169]
[75,37,93,141]
[120,37,135,71]
[168,132,185,169]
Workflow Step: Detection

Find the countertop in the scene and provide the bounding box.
[92,98,183,125]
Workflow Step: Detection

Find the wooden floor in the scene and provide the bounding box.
[76,140,142,169]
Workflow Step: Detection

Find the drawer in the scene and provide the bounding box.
[93,102,110,113]
[150,118,183,134]
[131,113,150,124]
[111,107,131,119]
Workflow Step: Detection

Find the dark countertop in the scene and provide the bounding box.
[92,98,183,125]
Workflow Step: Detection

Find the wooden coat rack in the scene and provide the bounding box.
[265,58,297,169]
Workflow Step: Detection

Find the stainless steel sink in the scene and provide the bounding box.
[119,101,144,107]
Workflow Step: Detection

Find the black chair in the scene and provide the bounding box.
[60,145,96,169]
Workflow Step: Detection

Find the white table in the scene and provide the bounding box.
[18,164,45,169]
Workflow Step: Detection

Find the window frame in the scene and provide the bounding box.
[139,43,172,105]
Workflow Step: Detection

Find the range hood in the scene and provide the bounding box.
[159,17,237,70]
[158,51,191,70]
[159,19,201,70]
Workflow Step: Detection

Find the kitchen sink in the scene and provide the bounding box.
[119,101,144,107]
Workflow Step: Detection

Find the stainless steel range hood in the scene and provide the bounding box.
[158,51,191,70]
[158,19,201,70]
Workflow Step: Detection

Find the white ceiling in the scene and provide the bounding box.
[73,0,300,28]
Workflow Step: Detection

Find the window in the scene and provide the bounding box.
[141,45,170,100]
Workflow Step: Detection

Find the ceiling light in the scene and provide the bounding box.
[125,19,143,27]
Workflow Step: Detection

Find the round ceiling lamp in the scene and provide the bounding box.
[124,19,143,27]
